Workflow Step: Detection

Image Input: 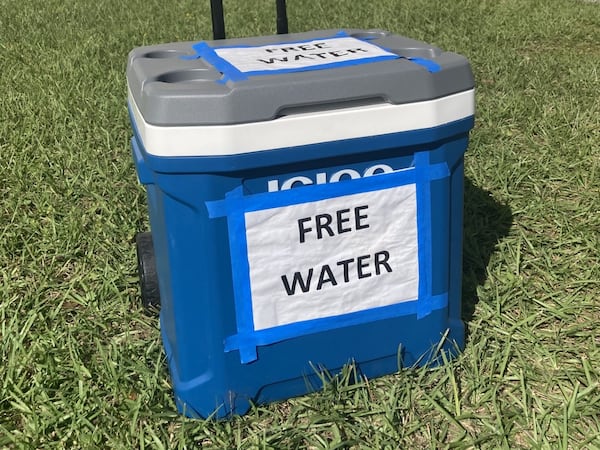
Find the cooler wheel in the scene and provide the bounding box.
[135,232,161,311]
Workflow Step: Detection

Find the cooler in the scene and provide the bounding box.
[127,29,475,418]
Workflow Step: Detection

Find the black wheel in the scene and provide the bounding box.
[136,232,161,312]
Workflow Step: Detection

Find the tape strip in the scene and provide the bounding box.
[414,151,434,319]
[183,41,247,82]
[208,168,414,217]
[407,57,441,73]
[207,160,450,363]
[207,163,448,218]
[224,293,449,356]
[220,187,257,363]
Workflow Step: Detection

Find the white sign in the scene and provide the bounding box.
[214,37,398,73]
[244,184,419,331]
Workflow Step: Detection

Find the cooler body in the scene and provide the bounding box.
[127,29,475,418]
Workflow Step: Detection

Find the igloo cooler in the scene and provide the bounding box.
[127,29,475,418]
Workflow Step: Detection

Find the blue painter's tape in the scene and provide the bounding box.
[224,292,449,353]
[407,57,441,73]
[218,187,256,358]
[189,41,247,83]
[350,38,442,74]
[223,55,401,82]
[205,191,231,218]
[210,30,349,51]
[414,151,434,319]
[208,161,450,363]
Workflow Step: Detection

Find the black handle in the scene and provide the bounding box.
[210,0,226,40]
[209,0,288,40]
[276,0,288,35]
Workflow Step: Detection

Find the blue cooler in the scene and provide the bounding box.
[127,29,475,418]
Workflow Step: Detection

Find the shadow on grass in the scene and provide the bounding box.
[462,177,513,325]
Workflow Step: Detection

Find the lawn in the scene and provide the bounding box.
[1,0,599,448]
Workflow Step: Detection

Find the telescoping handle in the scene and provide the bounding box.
[210,0,226,40]
[210,0,288,40]
[275,0,288,35]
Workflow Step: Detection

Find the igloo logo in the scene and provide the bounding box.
[267,164,400,192]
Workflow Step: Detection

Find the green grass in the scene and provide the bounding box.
[1,0,599,448]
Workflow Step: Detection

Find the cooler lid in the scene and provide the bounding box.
[127,29,474,126]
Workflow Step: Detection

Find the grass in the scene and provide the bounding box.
[1,0,599,448]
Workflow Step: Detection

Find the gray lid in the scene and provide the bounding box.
[127,29,473,126]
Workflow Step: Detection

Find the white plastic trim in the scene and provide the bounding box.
[129,89,475,157]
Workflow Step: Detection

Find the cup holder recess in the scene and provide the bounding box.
[156,69,219,83]
[349,32,441,59]
[143,50,188,59]
[390,48,442,59]
[350,31,389,40]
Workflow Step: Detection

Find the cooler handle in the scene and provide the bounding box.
[210,0,288,40]
[131,138,154,186]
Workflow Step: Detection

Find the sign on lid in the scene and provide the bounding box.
[214,36,398,73]
[189,34,400,81]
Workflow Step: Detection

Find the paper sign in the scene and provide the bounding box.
[213,36,398,74]
[244,183,419,331]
